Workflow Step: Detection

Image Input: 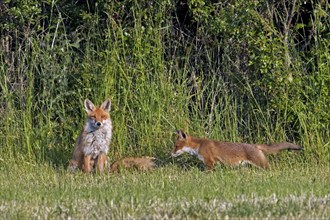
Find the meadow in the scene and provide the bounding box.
[1,159,329,219]
[0,1,329,219]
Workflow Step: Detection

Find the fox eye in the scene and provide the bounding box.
[90,115,96,119]
[101,115,106,119]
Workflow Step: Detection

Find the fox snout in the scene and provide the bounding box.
[90,120,104,128]
[85,117,107,130]
[171,149,183,157]
[171,152,179,157]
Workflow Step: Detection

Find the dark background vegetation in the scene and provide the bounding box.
[0,0,329,166]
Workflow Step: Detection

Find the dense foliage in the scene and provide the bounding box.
[0,0,329,165]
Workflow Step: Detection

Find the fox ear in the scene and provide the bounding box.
[101,99,111,112]
[177,130,187,140]
[84,99,95,113]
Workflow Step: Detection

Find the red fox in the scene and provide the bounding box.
[171,130,303,170]
[68,99,112,173]
[109,156,157,173]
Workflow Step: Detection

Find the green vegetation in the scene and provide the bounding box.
[0,0,329,218]
[0,162,329,219]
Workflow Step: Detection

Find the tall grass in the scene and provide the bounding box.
[0,0,328,167]
[0,2,328,218]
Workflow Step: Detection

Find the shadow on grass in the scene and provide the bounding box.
[169,155,205,171]
[44,145,71,169]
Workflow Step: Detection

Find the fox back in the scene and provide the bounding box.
[69,99,112,173]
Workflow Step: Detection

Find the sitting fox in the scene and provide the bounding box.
[171,130,303,170]
[68,99,112,173]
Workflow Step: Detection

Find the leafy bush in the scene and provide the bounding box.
[0,0,328,165]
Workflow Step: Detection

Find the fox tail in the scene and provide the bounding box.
[257,142,304,154]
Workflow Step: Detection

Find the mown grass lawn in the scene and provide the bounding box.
[0,160,329,219]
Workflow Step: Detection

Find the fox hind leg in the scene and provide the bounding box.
[249,150,269,169]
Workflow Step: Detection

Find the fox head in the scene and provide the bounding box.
[84,99,111,131]
[171,130,195,157]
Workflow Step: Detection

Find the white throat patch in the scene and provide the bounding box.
[182,146,198,155]
[182,146,204,162]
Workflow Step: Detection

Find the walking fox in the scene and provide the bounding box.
[171,130,303,170]
[109,156,157,173]
[68,99,112,173]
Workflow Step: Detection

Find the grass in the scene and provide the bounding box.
[0,160,329,219]
[0,1,329,219]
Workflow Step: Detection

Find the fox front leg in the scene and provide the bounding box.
[204,159,215,171]
[96,154,107,174]
[83,155,92,173]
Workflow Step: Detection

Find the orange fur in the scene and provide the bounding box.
[109,156,156,173]
[68,99,112,173]
[171,130,303,170]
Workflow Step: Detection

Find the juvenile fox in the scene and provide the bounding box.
[171,130,303,170]
[68,99,112,173]
[109,156,156,173]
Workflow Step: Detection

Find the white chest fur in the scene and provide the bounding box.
[82,119,112,158]
[182,146,204,162]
